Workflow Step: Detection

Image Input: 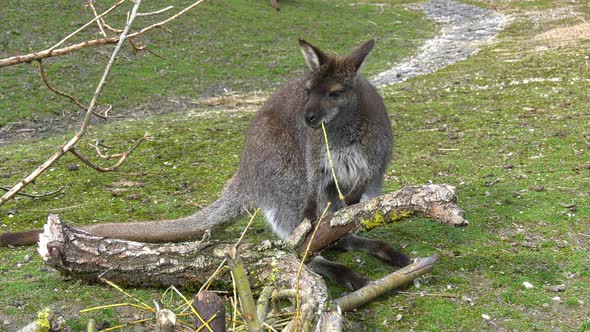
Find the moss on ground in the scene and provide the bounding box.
[1,0,589,331]
[0,0,434,126]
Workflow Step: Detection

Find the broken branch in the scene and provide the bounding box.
[294,184,468,256]
[0,0,206,68]
[0,0,144,206]
[70,133,149,172]
[334,256,437,311]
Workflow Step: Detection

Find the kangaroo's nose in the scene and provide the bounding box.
[305,111,318,125]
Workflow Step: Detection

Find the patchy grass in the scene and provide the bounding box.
[1,0,590,331]
[0,0,435,330]
[0,0,433,127]
[342,0,590,330]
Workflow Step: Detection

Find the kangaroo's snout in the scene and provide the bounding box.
[304,110,320,127]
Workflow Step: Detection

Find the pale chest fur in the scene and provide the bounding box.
[321,145,369,193]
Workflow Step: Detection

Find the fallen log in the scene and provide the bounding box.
[38,184,467,330]
[39,184,464,287]
[291,184,468,255]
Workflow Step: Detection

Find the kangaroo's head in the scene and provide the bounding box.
[298,39,374,128]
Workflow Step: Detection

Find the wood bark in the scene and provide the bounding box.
[38,184,467,330]
[39,184,464,287]
[193,291,226,332]
[292,184,467,255]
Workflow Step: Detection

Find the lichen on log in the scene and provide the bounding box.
[37,184,468,330]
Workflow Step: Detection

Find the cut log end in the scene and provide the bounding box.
[34,184,465,329]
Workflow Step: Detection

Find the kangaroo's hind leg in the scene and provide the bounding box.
[307,255,369,291]
[335,234,411,267]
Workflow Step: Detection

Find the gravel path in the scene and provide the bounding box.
[372,0,508,86]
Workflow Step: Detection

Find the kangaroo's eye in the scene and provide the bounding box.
[329,90,344,98]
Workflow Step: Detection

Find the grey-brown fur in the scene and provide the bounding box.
[1,39,409,290]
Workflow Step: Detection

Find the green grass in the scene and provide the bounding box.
[2,0,590,331]
[0,0,433,126]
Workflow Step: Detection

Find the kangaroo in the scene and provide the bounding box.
[0,39,409,290]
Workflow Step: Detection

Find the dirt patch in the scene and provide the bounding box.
[0,96,192,146]
[196,91,269,108]
[523,6,583,25]
[0,92,268,147]
[535,22,590,47]
[1,0,510,144]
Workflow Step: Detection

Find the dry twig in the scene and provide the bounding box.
[70,133,149,172]
[0,186,63,199]
[0,0,145,206]
[0,0,207,68]
[0,0,207,205]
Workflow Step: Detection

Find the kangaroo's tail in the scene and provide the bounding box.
[0,179,247,246]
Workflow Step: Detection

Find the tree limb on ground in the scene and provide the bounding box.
[38,184,466,331]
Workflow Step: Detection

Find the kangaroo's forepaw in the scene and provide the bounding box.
[380,247,411,267]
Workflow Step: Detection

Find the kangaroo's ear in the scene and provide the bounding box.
[349,39,375,71]
[299,39,328,71]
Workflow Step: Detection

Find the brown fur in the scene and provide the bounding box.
[0,39,410,291]
[0,230,42,246]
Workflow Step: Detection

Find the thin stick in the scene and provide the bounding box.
[37,59,85,110]
[70,133,148,172]
[137,5,174,17]
[334,256,438,311]
[396,291,460,298]
[37,60,107,120]
[87,1,107,37]
[230,272,238,332]
[0,186,63,199]
[128,38,165,59]
[93,140,121,159]
[50,0,126,51]
[101,18,123,33]
[128,0,207,38]
[321,122,345,201]
[0,0,143,206]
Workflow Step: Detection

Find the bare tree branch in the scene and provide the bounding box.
[0,0,144,206]
[0,186,63,199]
[87,0,108,38]
[0,0,208,205]
[37,60,108,120]
[0,0,206,68]
[51,0,127,51]
[70,133,149,172]
[137,6,174,17]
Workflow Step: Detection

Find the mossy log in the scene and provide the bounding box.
[38,184,467,330]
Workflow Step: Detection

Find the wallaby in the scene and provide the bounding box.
[0,39,409,290]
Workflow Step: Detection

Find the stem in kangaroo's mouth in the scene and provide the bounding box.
[321,122,345,201]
